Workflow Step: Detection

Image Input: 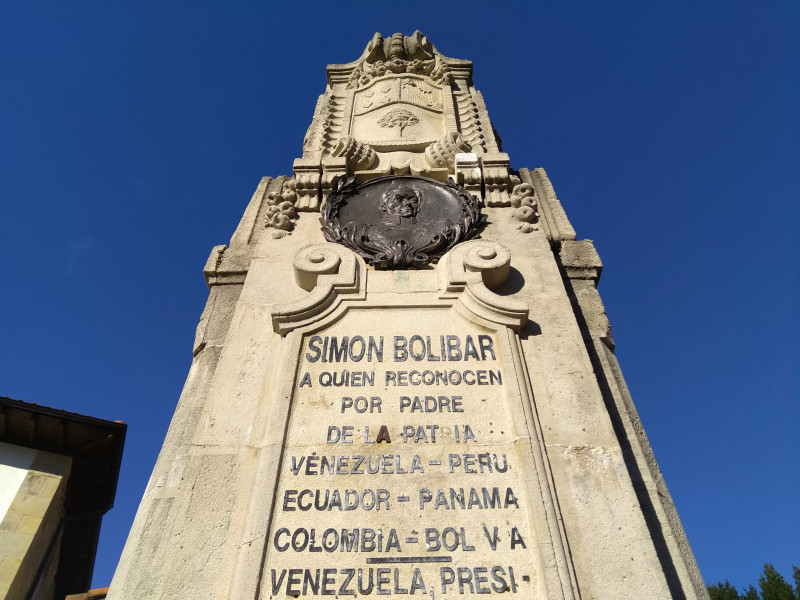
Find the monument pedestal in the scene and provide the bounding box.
[108,32,707,600]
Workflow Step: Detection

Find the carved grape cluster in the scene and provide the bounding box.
[264,179,298,235]
[510,183,539,233]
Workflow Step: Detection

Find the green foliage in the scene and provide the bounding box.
[759,564,796,600]
[744,585,762,600]
[707,564,800,600]
[709,581,745,600]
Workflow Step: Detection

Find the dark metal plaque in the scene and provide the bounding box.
[321,176,484,268]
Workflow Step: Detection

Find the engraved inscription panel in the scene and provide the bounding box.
[263,308,540,598]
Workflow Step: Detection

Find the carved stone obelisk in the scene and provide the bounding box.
[108,31,708,599]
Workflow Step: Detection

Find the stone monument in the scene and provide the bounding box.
[107,32,708,599]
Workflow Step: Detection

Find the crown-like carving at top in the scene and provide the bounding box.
[346,31,453,89]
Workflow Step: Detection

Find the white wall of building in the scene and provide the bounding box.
[0,442,37,523]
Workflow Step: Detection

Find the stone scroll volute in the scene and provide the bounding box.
[439,240,529,332]
[271,243,365,336]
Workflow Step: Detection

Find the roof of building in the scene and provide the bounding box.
[0,397,126,599]
[65,587,109,600]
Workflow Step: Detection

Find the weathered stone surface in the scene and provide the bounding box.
[559,239,603,283]
[108,31,707,600]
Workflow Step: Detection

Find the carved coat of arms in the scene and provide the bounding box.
[351,75,446,150]
[321,176,484,268]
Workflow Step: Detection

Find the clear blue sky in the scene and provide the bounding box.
[1,0,798,592]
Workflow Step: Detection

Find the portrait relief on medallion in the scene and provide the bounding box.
[378,183,421,225]
[321,176,483,268]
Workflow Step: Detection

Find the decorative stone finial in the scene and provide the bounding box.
[346,31,453,89]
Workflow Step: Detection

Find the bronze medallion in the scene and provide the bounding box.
[321,176,484,268]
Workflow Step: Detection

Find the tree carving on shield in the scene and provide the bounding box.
[321,176,484,269]
[377,109,420,137]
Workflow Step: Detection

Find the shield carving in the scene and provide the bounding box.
[351,76,446,151]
